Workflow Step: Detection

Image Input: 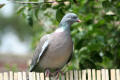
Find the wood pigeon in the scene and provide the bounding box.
[29,13,81,77]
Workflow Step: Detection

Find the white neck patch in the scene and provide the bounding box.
[55,27,65,32]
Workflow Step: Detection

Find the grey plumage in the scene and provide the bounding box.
[29,13,80,72]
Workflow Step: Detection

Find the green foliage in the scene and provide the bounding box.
[17,0,120,69]
[5,64,18,72]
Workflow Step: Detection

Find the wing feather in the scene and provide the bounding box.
[29,34,49,72]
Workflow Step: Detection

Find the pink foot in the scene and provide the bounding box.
[45,69,50,77]
[55,70,64,79]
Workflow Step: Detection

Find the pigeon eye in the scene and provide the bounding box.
[72,16,77,19]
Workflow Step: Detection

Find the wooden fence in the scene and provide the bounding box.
[0,69,120,80]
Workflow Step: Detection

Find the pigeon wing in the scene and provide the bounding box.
[29,34,49,72]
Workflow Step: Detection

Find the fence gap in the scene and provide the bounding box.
[79,70,82,80]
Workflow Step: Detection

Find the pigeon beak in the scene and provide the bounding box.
[76,19,81,23]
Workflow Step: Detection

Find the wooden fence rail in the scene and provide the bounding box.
[0,69,120,80]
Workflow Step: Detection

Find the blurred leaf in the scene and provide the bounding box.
[56,7,65,22]
[17,6,25,14]
[27,15,33,26]
[0,4,5,8]
[27,9,33,26]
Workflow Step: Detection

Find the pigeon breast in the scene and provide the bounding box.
[39,30,73,69]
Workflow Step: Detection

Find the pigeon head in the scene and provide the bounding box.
[59,13,81,27]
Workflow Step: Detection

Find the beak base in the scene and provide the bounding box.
[77,20,81,22]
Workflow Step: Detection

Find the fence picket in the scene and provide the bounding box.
[82,70,86,80]
[45,76,49,80]
[116,69,120,80]
[40,73,44,80]
[10,71,13,80]
[70,70,73,80]
[4,72,8,80]
[110,69,116,80]
[14,72,18,80]
[29,72,33,80]
[74,70,78,80]
[32,72,36,80]
[36,73,40,80]
[105,69,109,80]
[61,75,65,80]
[18,72,22,80]
[92,69,96,80]
[97,70,101,80]
[87,69,91,80]
[101,69,105,80]
[66,72,69,80]
[0,73,3,80]
[23,72,26,80]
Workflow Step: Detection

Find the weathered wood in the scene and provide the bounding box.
[110,69,116,80]
[4,72,8,80]
[116,69,120,80]
[92,69,96,80]
[87,69,91,80]
[97,70,101,80]
[82,70,86,80]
